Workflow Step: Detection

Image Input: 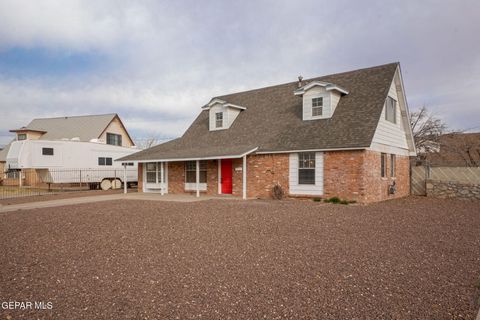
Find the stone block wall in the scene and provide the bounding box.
[426,180,480,200]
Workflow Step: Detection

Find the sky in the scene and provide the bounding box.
[0,0,479,147]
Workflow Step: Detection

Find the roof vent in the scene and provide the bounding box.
[297,75,303,88]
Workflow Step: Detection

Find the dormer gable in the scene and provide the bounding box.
[294,81,348,121]
[202,98,246,131]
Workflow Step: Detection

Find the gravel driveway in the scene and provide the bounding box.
[0,197,479,319]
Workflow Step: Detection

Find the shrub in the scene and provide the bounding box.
[339,200,350,205]
[272,184,285,200]
[324,196,341,204]
[312,197,322,202]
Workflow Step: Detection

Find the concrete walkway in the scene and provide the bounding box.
[0,193,239,213]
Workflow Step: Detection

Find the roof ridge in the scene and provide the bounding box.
[30,113,117,121]
[216,62,399,100]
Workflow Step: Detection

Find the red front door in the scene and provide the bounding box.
[221,159,233,194]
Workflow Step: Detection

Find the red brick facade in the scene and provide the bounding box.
[138,150,410,203]
[324,150,410,203]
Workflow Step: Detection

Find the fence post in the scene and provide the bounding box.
[79,169,82,188]
[114,170,117,189]
[123,165,127,194]
[18,170,22,187]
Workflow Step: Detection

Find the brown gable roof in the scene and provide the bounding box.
[121,63,399,161]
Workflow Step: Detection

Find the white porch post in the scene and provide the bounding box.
[242,155,247,200]
[123,164,127,194]
[160,162,165,196]
[196,159,200,197]
[217,159,221,194]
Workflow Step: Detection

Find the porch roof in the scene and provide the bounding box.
[119,139,257,162]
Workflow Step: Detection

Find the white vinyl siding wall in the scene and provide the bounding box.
[371,80,409,150]
[289,152,324,195]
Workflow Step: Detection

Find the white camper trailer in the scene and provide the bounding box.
[6,140,139,189]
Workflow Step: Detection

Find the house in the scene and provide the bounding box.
[0,113,135,185]
[420,132,480,167]
[120,63,416,203]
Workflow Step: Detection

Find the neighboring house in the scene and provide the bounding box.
[422,132,480,167]
[120,63,416,203]
[0,113,135,183]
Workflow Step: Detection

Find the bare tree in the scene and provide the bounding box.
[134,137,162,149]
[410,106,448,154]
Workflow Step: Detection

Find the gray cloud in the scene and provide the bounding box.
[0,0,479,146]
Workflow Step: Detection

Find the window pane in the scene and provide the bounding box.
[215,112,223,128]
[385,97,396,123]
[312,97,323,107]
[299,169,315,184]
[299,152,315,168]
[106,158,112,166]
[390,154,396,177]
[147,172,156,183]
[42,148,54,156]
[98,157,105,166]
[146,163,156,171]
[18,134,26,140]
[380,153,386,177]
[107,133,122,146]
[186,171,196,183]
[312,106,323,117]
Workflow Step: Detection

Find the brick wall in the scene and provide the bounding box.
[136,151,410,203]
[324,150,410,203]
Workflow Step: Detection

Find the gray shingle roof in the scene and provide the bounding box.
[121,63,399,162]
[12,113,118,141]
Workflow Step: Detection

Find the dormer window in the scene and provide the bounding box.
[385,96,396,123]
[215,112,223,128]
[203,98,246,131]
[312,97,323,117]
[294,80,348,121]
[17,133,27,141]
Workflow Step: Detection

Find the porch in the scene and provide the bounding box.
[138,156,249,199]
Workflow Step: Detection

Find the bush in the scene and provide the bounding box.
[324,196,341,204]
[323,197,355,205]
[272,184,285,200]
[312,197,322,202]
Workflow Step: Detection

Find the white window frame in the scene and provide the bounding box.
[312,97,323,117]
[215,112,223,128]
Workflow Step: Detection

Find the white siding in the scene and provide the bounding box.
[371,79,409,151]
[209,103,241,130]
[289,152,324,195]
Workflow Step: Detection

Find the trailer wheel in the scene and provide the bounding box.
[100,179,112,190]
[112,179,122,190]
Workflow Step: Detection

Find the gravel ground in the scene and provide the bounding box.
[0,197,479,319]
[0,188,136,206]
